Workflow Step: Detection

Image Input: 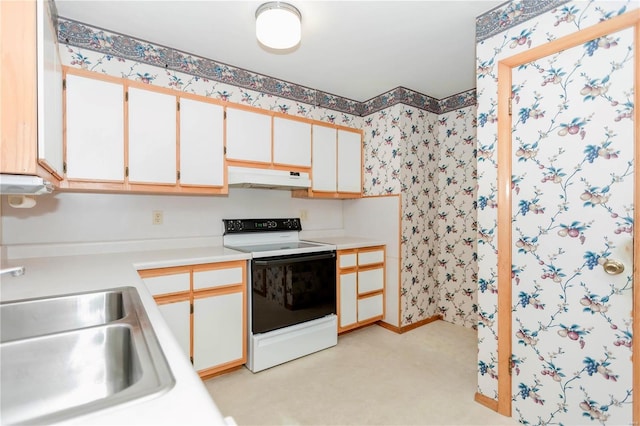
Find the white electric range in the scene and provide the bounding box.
[222,218,337,372]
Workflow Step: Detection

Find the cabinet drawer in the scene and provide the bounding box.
[358,293,383,322]
[358,249,384,266]
[357,267,384,294]
[193,267,243,290]
[338,253,357,269]
[143,273,190,296]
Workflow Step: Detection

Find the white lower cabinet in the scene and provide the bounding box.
[193,292,243,371]
[337,245,385,333]
[139,260,247,378]
[338,272,357,329]
[157,299,191,360]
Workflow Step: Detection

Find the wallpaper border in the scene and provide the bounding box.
[57,0,575,118]
[475,0,573,42]
[57,17,472,116]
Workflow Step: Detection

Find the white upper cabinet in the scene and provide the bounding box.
[128,87,177,184]
[311,125,337,192]
[337,129,362,193]
[179,98,224,186]
[37,0,63,177]
[65,74,124,181]
[226,108,271,163]
[310,125,362,195]
[273,117,311,167]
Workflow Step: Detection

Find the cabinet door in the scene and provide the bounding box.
[179,98,224,186]
[357,293,383,322]
[225,108,271,163]
[128,87,176,184]
[193,291,243,371]
[157,299,191,361]
[65,74,124,181]
[273,117,311,167]
[37,0,63,176]
[1,0,37,175]
[339,272,357,329]
[337,129,362,193]
[311,125,337,191]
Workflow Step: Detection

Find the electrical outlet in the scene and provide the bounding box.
[152,210,163,225]
[299,209,308,221]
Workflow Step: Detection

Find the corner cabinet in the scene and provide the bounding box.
[1,0,63,182]
[138,260,247,378]
[337,246,385,333]
[293,125,363,199]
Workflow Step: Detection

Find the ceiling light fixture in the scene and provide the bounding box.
[255,2,301,49]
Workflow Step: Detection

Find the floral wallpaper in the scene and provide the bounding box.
[362,102,478,329]
[475,0,637,422]
[436,107,478,328]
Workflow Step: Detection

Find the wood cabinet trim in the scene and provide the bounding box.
[1,0,38,175]
[153,292,190,305]
[138,265,192,278]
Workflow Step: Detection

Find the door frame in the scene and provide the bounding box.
[496,10,640,421]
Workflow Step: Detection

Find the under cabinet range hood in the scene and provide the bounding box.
[227,166,311,190]
[0,174,53,195]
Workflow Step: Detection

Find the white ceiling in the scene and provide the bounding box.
[54,0,505,101]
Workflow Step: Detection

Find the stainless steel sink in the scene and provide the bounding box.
[1,289,124,342]
[0,287,175,425]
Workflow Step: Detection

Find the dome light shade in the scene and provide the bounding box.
[255,2,301,49]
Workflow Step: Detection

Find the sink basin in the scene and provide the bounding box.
[1,290,124,342]
[0,287,174,425]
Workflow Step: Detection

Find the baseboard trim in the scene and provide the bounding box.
[377,315,442,334]
[474,392,499,412]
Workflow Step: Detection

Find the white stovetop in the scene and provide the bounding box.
[0,246,250,425]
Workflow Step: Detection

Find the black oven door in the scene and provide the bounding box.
[250,251,336,334]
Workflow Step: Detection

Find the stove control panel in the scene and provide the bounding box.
[223,218,302,234]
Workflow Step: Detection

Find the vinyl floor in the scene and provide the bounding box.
[205,320,518,425]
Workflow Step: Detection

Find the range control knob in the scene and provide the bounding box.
[267,221,277,229]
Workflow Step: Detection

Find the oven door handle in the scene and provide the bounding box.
[253,252,336,266]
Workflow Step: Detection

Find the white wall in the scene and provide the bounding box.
[1,189,343,246]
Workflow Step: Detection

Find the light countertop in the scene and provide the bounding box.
[305,236,386,250]
[0,246,251,425]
